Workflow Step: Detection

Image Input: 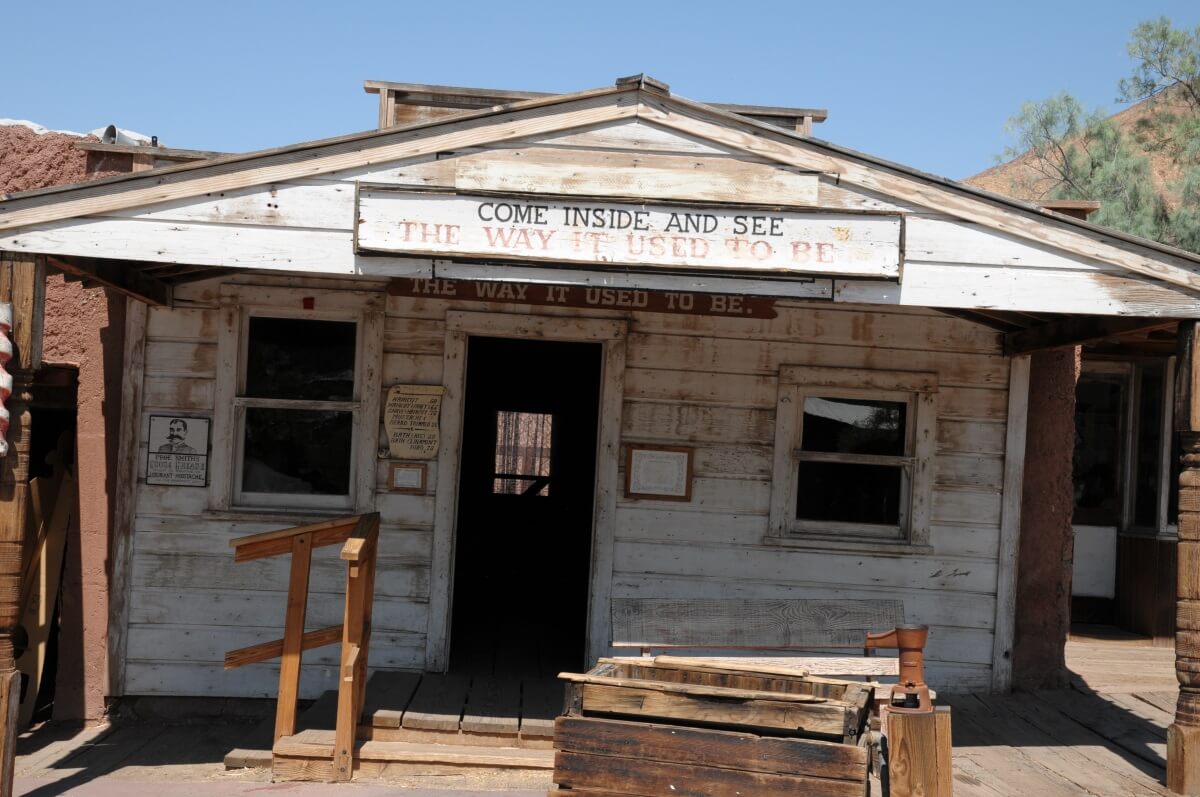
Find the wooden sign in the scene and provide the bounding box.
[388,277,779,319]
[356,186,902,278]
[384,385,444,459]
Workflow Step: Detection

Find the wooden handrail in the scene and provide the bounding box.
[225,512,381,781]
[229,514,365,562]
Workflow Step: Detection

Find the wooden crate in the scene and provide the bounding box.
[560,658,873,743]
[551,715,870,797]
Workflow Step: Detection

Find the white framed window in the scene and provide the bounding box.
[769,365,937,546]
[209,286,384,514]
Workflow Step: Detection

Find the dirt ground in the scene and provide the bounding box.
[13,718,553,796]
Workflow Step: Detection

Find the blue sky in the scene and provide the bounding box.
[4,1,1198,180]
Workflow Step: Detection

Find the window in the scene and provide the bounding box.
[493,411,553,496]
[234,314,361,509]
[771,366,936,546]
[1073,358,1176,535]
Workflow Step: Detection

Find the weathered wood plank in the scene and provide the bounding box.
[402,673,470,731]
[461,676,521,736]
[611,598,902,648]
[577,682,847,737]
[553,749,864,797]
[450,146,820,205]
[554,715,867,780]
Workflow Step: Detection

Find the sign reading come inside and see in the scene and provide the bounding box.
[354,186,902,279]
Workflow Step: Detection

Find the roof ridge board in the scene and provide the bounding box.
[0,83,631,206]
[643,89,1200,273]
[364,79,828,122]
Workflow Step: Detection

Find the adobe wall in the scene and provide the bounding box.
[1012,347,1080,690]
[1,124,123,722]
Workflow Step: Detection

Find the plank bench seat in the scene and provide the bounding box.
[611,597,905,679]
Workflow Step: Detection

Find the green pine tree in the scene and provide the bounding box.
[1000,17,1200,252]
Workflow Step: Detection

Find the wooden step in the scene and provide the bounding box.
[272,728,554,781]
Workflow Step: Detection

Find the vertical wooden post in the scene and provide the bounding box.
[0,253,42,797]
[1172,320,1200,794]
[273,533,313,743]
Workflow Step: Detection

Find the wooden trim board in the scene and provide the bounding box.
[992,355,1030,692]
[107,298,147,697]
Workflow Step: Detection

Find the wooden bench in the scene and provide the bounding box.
[610,597,906,679]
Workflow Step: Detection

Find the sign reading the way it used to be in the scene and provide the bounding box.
[355,186,902,278]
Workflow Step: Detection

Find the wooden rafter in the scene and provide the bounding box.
[48,255,172,306]
[1003,315,1178,355]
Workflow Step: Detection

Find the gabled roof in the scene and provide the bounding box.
[3,75,1200,294]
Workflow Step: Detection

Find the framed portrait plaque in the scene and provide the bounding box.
[146,415,210,486]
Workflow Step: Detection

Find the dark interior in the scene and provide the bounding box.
[450,336,602,677]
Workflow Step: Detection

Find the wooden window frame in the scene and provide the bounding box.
[209,286,384,515]
[1079,357,1178,539]
[769,365,937,548]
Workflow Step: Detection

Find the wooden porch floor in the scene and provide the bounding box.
[13,629,1185,794]
[936,628,1178,796]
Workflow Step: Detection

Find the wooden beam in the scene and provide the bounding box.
[0,253,42,797]
[107,299,146,699]
[1003,316,1178,355]
[935,308,1023,332]
[1172,320,1200,793]
[47,255,171,307]
[224,623,343,670]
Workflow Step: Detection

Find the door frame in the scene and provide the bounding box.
[425,310,628,671]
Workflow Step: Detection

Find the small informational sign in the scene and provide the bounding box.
[625,445,694,502]
[388,462,427,494]
[356,186,902,279]
[385,384,445,459]
[388,277,781,319]
[146,415,210,486]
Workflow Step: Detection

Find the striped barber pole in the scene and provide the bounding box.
[0,302,10,456]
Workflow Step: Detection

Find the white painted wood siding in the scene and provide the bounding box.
[124,269,1007,696]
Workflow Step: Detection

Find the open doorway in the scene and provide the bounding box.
[450,336,602,678]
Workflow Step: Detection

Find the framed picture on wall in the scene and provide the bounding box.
[387,461,427,494]
[625,445,694,502]
[146,415,211,487]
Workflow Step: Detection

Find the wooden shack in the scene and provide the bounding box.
[4,75,1200,751]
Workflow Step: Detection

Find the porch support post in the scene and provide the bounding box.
[0,253,42,797]
[1171,319,1200,794]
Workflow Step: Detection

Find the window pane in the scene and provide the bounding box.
[1073,374,1125,525]
[1134,364,1164,528]
[494,411,552,496]
[245,317,356,401]
[242,408,352,495]
[801,397,907,456]
[796,461,902,525]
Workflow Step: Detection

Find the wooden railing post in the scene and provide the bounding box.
[274,532,313,742]
[332,514,378,781]
[1172,320,1200,794]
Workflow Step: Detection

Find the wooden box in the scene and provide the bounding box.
[551,714,870,797]
[559,658,873,743]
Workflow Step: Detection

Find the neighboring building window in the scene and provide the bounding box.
[493,411,553,496]
[234,315,360,509]
[1073,359,1176,534]
[771,366,936,545]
